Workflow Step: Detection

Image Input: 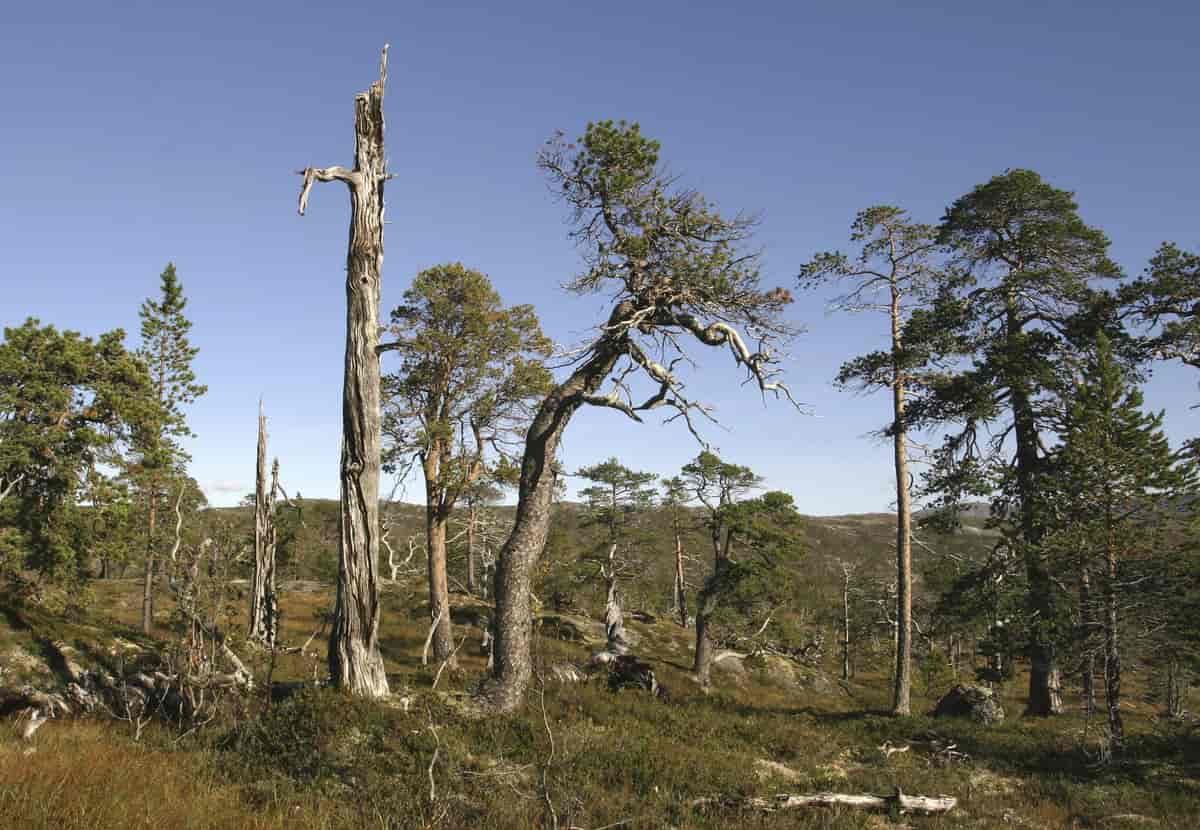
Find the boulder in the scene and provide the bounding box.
[933,684,1005,725]
[605,655,669,702]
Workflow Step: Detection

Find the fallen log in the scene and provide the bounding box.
[692,787,956,815]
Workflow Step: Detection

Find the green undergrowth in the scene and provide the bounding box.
[2,584,1199,828]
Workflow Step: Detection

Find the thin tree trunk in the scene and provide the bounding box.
[482,303,632,712]
[466,502,477,596]
[890,284,912,717]
[673,523,688,628]
[141,492,157,633]
[1103,530,1124,749]
[842,567,852,681]
[298,47,391,698]
[1080,566,1096,716]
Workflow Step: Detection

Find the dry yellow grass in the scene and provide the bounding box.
[0,720,339,829]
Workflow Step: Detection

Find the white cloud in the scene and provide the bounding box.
[206,480,245,495]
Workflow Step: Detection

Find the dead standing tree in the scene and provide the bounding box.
[479,121,799,712]
[296,46,391,697]
[249,402,278,647]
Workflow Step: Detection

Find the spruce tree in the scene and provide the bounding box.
[134,263,206,633]
[1045,333,1197,750]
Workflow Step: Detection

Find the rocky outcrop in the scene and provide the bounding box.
[933,684,1005,725]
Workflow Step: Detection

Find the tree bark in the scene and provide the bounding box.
[693,513,727,686]
[602,544,629,655]
[481,304,632,712]
[425,496,455,665]
[249,403,278,647]
[890,282,912,717]
[692,581,718,686]
[1103,527,1124,749]
[1007,301,1062,717]
[298,47,391,698]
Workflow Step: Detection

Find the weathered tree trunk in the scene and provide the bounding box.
[481,304,632,712]
[298,46,391,698]
[249,404,278,647]
[890,284,912,717]
[673,525,688,628]
[602,544,629,655]
[693,516,728,686]
[425,496,455,665]
[692,582,718,686]
[692,790,956,815]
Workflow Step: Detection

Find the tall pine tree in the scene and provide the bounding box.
[134,263,206,633]
[799,205,944,716]
[912,170,1120,715]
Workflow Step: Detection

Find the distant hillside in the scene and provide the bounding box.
[197,497,998,648]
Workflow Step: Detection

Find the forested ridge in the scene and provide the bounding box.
[3,45,1200,830]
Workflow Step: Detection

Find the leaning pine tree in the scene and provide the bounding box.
[680,451,762,686]
[480,121,799,712]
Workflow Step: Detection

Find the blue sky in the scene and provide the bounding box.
[3,0,1197,513]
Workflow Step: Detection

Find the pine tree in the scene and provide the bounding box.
[1,320,152,580]
[1045,333,1197,750]
[799,205,943,716]
[380,263,551,663]
[134,263,206,633]
[660,476,692,627]
[912,169,1121,715]
[680,451,763,685]
[576,457,658,654]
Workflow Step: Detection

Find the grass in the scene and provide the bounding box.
[2,581,1199,829]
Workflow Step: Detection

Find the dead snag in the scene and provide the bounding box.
[296,46,391,697]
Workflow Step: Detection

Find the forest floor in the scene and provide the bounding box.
[1,579,1198,829]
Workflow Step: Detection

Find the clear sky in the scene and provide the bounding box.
[3,0,1197,513]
